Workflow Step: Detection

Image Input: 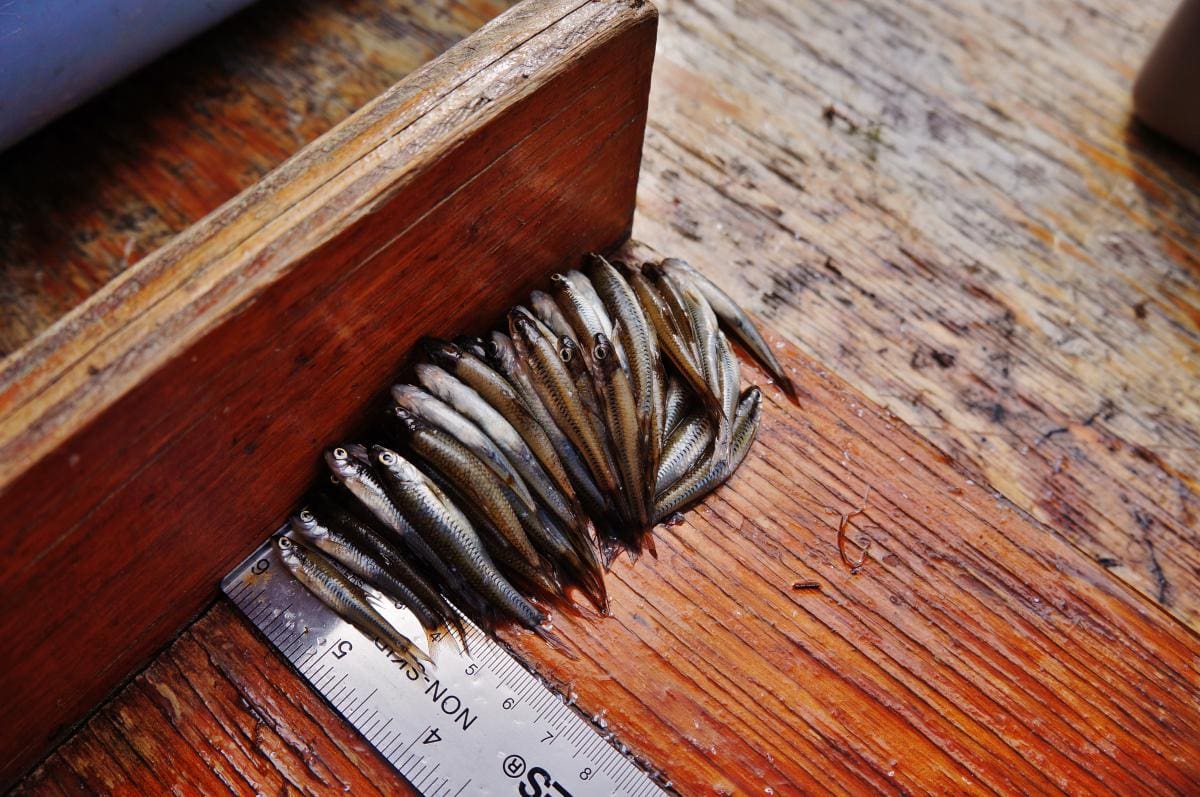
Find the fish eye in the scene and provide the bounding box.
[550,273,566,283]
[299,509,314,523]
[559,346,573,363]
[379,451,395,465]
[594,344,609,360]
[334,447,348,460]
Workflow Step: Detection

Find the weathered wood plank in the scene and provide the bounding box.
[0,0,656,784]
[0,0,516,357]
[632,0,1200,631]
[18,329,1200,794]
[14,602,418,797]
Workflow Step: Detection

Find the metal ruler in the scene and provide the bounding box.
[222,533,671,797]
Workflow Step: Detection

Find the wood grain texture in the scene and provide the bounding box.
[18,329,1200,795]
[631,0,1200,633]
[0,0,516,357]
[14,602,418,797]
[0,0,656,784]
[9,0,1200,792]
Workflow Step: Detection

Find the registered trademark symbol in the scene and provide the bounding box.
[502,753,526,778]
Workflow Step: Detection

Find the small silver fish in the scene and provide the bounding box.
[655,411,716,496]
[370,444,546,630]
[291,507,456,652]
[592,333,648,530]
[660,258,796,398]
[324,446,454,586]
[275,536,432,671]
[392,382,531,506]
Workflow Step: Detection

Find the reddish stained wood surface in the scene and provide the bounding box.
[7,0,1200,792]
[0,0,516,357]
[17,330,1200,795]
[633,0,1200,635]
[14,602,415,797]
[0,0,656,785]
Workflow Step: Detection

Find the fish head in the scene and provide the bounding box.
[273,535,306,568]
[660,257,694,276]
[387,406,426,438]
[485,331,509,362]
[557,334,580,364]
[371,444,422,484]
[591,332,615,366]
[324,446,361,484]
[454,335,487,359]
[414,363,456,401]
[423,338,463,370]
[641,260,666,280]
[289,507,327,543]
[508,307,539,342]
[343,442,372,466]
[548,272,577,302]
[389,383,424,410]
[738,385,763,417]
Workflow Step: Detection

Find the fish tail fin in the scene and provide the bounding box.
[384,631,435,672]
[532,624,579,660]
[640,529,658,560]
[777,373,799,402]
[447,614,471,656]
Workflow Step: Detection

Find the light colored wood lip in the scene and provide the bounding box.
[0,0,655,488]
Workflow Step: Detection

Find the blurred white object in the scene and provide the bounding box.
[0,0,258,151]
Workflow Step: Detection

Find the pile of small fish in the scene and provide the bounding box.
[275,254,795,670]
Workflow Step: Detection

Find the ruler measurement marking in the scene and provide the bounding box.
[223,537,668,797]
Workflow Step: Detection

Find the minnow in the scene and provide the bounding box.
[653,384,761,521]
[679,280,724,404]
[588,254,660,514]
[592,333,649,530]
[660,257,796,398]
[644,263,700,362]
[425,340,585,533]
[324,446,454,585]
[370,445,546,629]
[392,382,531,506]
[487,331,611,520]
[627,265,723,419]
[275,536,433,671]
[655,411,716,496]
[549,272,610,370]
[555,335,613,470]
[310,493,469,650]
[291,507,456,652]
[510,309,621,500]
[416,358,585,539]
[385,407,543,572]
[728,385,762,474]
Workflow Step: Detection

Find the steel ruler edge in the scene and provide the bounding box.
[222,530,673,797]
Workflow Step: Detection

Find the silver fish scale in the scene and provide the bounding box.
[222,531,671,797]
